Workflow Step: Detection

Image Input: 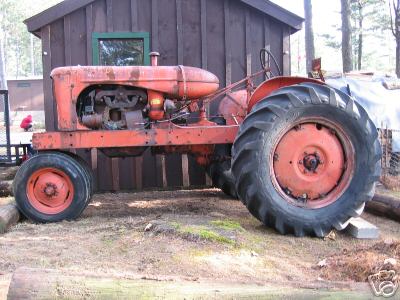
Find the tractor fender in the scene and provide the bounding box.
[247,76,325,113]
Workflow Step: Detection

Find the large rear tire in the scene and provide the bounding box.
[232,83,381,237]
[13,152,91,223]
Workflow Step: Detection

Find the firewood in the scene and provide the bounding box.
[0,204,19,234]
[366,193,400,221]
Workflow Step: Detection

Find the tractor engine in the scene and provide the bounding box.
[78,85,150,130]
[76,85,194,130]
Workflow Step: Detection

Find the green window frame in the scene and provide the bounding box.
[92,32,150,66]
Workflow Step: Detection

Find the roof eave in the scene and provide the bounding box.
[24,0,96,33]
[241,0,304,32]
[25,0,304,37]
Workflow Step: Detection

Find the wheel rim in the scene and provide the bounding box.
[27,168,74,214]
[271,120,354,209]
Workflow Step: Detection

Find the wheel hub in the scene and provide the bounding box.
[273,123,346,206]
[303,153,321,172]
[27,168,74,214]
[44,183,58,197]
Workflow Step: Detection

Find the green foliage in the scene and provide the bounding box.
[320,33,341,49]
[0,0,61,79]
[209,219,244,231]
[180,225,235,245]
[319,0,393,72]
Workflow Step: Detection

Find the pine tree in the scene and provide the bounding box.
[341,0,353,73]
[351,0,387,70]
[390,0,400,77]
[304,0,315,73]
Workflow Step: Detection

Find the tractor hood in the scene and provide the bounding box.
[51,65,220,100]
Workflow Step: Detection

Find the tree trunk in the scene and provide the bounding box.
[397,39,400,78]
[392,0,400,77]
[0,27,7,90]
[304,0,315,73]
[30,35,35,76]
[341,0,353,73]
[358,14,363,70]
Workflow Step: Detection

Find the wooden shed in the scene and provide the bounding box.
[24,0,303,192]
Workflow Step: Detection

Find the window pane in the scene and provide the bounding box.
[98,38,144,66]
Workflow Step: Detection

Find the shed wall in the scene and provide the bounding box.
[40,0,291,191]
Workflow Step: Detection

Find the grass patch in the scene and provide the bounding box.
[198,229,234,244]
[169,221,181,230]
[210,219,244,231]
[180,225,235,245]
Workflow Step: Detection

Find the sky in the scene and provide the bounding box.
[270,0,395,74]
[271,0,343,73]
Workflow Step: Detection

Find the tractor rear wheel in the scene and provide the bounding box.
[13,152,91,223]
[232,83,381,237]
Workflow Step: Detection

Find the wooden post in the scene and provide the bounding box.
[111,158,120,191]
[0,204,19,234]
[181,154,190,187]
[135,156,143,190]
[90,148,98,191]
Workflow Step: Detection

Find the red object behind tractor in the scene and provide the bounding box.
[13,50,381,237]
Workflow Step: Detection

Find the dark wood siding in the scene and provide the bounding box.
[40,0,292,192]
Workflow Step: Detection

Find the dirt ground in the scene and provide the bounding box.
[0,188,399,297]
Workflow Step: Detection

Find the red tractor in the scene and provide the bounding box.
[13,51,381,237]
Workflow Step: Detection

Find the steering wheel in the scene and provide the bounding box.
[260,48,282,77]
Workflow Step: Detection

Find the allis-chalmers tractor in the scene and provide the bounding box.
[13,50,381,237]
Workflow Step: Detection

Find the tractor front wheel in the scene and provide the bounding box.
[232,83,381,237]
[13,152,91,223]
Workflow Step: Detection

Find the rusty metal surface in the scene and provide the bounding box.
[217,90,248,125]
[273,123,345,202]
[270,118,355,209]
[32,125,239,150]
[81,114,103,129]
[52,65,219,130]
[247,76,325,112]
[154,145,214,166]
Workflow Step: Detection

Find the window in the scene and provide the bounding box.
[92,32,150,66]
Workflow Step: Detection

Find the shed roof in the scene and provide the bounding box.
[25,0,303,36]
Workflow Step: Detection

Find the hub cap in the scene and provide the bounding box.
[272,122,354,209]
[27,168,74,214]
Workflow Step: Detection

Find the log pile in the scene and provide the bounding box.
[0,181,12,197]
[366,193,400,222]
[0,204,19,234]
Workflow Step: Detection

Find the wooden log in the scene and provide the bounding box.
[372,193,400,209]
[7,267,371,299]
[0,181,12,197]
[0,204,19,234]
[383,79,400,90]
[366,193,400,221]
[366,201,400,222]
